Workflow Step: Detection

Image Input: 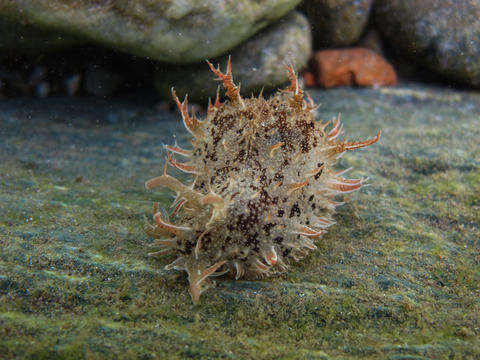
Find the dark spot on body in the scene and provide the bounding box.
[314,163,324,180]
[245,233,259,250]
[289,204,301,218]
[274,173,284,182]
[263,223,275,236]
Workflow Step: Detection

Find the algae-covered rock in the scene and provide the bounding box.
[299,0,373,48]
[376,0,480,87]
[1,0,301,63]
[0,83,479,358]
[155,11,311,102]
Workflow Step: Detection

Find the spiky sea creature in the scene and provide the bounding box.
[145,58,380,303]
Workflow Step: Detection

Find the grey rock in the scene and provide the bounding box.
[375,0,480,87]
[299,0,373,48]
[1,0,301,63]
[0,12,82,54]
[154,11,312,102]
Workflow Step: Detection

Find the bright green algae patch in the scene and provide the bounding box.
[0,85,479,359]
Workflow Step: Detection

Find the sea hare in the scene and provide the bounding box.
[145,58,380,303]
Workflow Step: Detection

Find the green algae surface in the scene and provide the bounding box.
[0,85,479,359]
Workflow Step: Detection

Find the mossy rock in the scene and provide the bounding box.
[0,83,479,358]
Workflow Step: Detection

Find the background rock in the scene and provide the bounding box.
[375,0,480,87]
[0,13,82,54]
[299,0,373,48]
[1,0,301,64]
[310,48,397,88]
[155,11,311,102]
[357,28,384,55]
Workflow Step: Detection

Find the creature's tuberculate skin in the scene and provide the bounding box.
[145,58,380,303]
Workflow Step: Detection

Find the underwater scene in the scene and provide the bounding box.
[1,1,479,359]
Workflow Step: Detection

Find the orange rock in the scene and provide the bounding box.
[310,48,397,88]
[302,71,317,87]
